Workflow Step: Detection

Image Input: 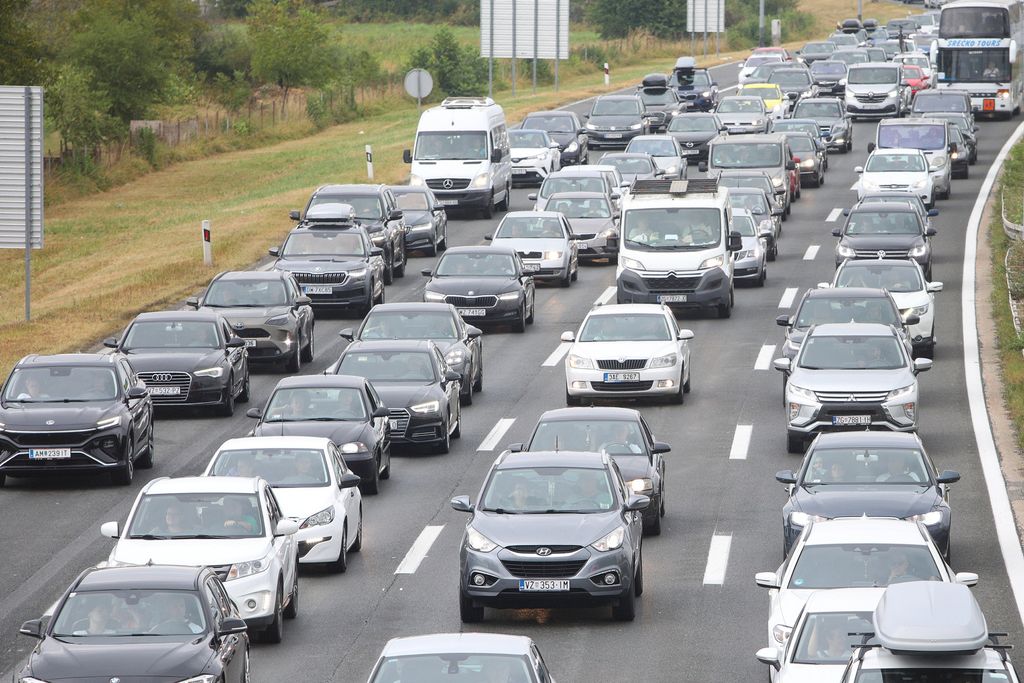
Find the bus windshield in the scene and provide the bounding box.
[940,6,1010,38]
[937,48,1011,82]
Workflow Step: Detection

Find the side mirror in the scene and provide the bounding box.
[372,406,389,418]
[403,149,412,164]
[854,165,864,173]
[339,472,361,489]
[268,247,280,257]
[625,494,650,512]
[226,337,246,349]
[787,91,799,101]
[653,169,666,177]
[450,495,474,513]
[508,442,525,452]
[773,358,792,373]
[185,297,200,309]
[289,210,301,221]
[652,441,671,454]
[698,161,708,173]
[467,325,483,339]
[956,571,979,587]
[727,231,743,252]
[560,330,575,342]
[831,227,842,237]
[904,314,920,326]
[294,295,312,307]
[755,571,781,589]
[792,156,801,164]
[785,159,796,170]
[843,209,850,216]
[388,209,404,221]
[18,619,43,640]
[927,281,944,293]
[445,370,462,382]
[776,315,792,327]
[755,647,782,671]
[867,142,876,153]
[127,386,148,400]
[246,407,263,419]
[611,191,622,201]
[370,247,385,257]
[527,193,538,201]
[491,149,503,163]
[549,141,561,149]
[275,519,300,537]
[339,328,354,340]
[582,113,590,119]
[103,337,119,349]
[936,469,961,484]
[484,234,493,241]
[421,269,432,277]
[925,227,937,237]
[100,521,120,539]
[775,469,797,485]
[913,358,933,373]
[217,617,249,636]
[678,329,694,340]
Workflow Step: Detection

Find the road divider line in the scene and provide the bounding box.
[395,525,445,575]
[778,287,798,309]
[542,343,571,367]
[826,208,843,222]
[477,418,516,452]
[849,182,859,191]
[754,344,776,371]
[803,245,819,261]
[729,425,753,460]
[595,286,616,306]
[702,534,733,585]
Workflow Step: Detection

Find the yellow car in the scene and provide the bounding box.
[739,83,786,119]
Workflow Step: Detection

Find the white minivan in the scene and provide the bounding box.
[403,97,512,219]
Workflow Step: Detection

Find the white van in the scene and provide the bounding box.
[403,97,512,218]
[616,179,742,318]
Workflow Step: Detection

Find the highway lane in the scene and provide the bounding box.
[2,58,1023,682]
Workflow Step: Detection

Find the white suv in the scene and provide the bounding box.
[100,475,300,643]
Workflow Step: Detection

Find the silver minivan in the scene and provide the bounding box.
[844,63,911,119]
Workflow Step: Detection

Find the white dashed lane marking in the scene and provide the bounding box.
[803,245,819,261]
[754,345,776,371]
[703,534,733,585]
[595,286,617,306]
[395,526,445,575]
[477,418,516,452]
[542,343,571,367]
[826,208,843,222]
[778,287,798,309]
[729,425,753,460]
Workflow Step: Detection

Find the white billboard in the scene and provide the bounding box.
[481,0,570,60]
[687,0,725,33]
[0,86,43,249]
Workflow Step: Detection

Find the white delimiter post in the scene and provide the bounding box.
[604,63,610,87]
[366,145,374,181]
[201,220,212,266]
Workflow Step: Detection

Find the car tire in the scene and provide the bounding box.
[526,296,535,324]
[683,368,691,393]
[283,566,299,618]
[767,244,777,263]
[285,340,301,373]
[361,457,380,495]
[300,325,314,363]
[634,553,645,595]
[112,436,135,486]
[473,358,483,393]
[219,379,236,417]
[426,236,437,257]
[717,298,732,319]
[757,266,767,287]
[942,184,951,200]
[394,244,407,278]
[497,182,511,212]
[437,422,451,454]
[787,432,805,454]
[351,506,363,552]
[918,341,935,359]
[0,473,6,488]
[137,427,154,469]
[380,447,391,480]
[460,589,484,623]
[481,192,494,220]
[647,509,662,536]
[383,252,395,285]
[329,527,349,573]
[514,303,527,333]
[566,390,582,407]
[669,371,684,405]
[452,406,462,439]
[238,371,251,403]
[611,571,637,621]
[261,585,284,644]
[560,267,572,287]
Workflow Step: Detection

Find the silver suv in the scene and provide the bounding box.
[773,322,932,453]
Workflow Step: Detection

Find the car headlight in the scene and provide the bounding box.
[621,256,645,270]
[801,159,814,169]
[836,243,856,258]
[497,292,520,301]
[771,176,783,188]
[908,303,929,316]
[839,78,848,85]
[586,122,598,130]
[340,441,369,454]
[773,624,793,644]
[930,156,947,169]
[861,178,880,190]
[410,400,441,414]
[177,676,218,683]
[754,118,766,126]
[466,527,498,552]
[567,354,594,369]
[699,254,725,269]
[629,478,654,494]
[599,227,618,239]
[911,179,928,189]
[908,243,928,257]
[543,251,563,260]
[347,267,368,280]
[887,90,899,97]
[566,141,579,152]
[701,90,711,97]
[445,348,466,366]
[301,506,335,529]
[886,384,915,402]
[424,291,446,302]
[471,172,490,188]
[629,122,643,130]
[226,550,274,580]
[409,173,425,187]
[907,510,943,525]
[265,314,290,326]
[663,166,678,176]
[193,367,224,378]
[650,353,678,368]
[736,249,755,260]
[790,511,826,526]
[0,421,6,432]
[787,384,817,403]
[591,526,626,552]
[96,416,122,429]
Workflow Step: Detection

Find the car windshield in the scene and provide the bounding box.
[592,99,641,116]
[863,196,923,214]
[799,335,905,370]
[281,231,367,258]
[801,447,929,485]
[811,62,848,77]
[361,311,459,341]
[833,51,869,65]
[745,56,782,67]
[668,116,718,132]
[877,124,945,151]
[728,192,770,214]
[122,321,221,350]
[732,215,758,237]
[210,448,331,487]
[545,196,611,219]
[717,98,763,113]
[792,611,874,664]
[510,131,549,147]
[602,156,655,174]
[395,192,430,211]
[309,194,381,220]
[936,47,1011,83]
[770,72,812,88]
[4,367,119,403]
[795,297,900,329]
[481,466,616,513]
[523,115,574,132]
[338,350,437,383]
[751,64,787,80]
[496,216,566,238]
[623,207,722,250]
[788,137,816,153]
[746,86,783,101]
[711,143,782,168]
[903,65,924,79]
[670,71,711,87]
[866,153,928,172]
[204,279,289,307]
[263,386,368,422]
[846,211,921,235]
[848,67,897,84]
[795,102,842,118]
[854,670,1011,682]
[414,131,488,161]
[579,313,672,342]
[370,654,533,682]
[626,139,678,156]
[528,419,648,457]
[788,544,940,589]
[804,43,835,54]
[51,590,208,638]
[774,122,819,136]
[127,492,264,539]
[435,252,517,276]
[720,177,774,195]
[913,94,970,113]
[540,176,605,198]
[639,89,675,105]
[836,264,924,292]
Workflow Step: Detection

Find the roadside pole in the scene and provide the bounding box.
[201,220,212,266]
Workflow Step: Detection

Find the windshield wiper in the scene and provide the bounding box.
[480,507,522,514]
[167,534,234,540]
[129,534,170,540]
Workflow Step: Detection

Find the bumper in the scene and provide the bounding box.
[301,280,373,309]
[345,451,378,483]
[846,97,899,117]
[734,256,764,280]
[0,429,129,477]
[928,168,950,191]
[787,400,917,436]
[446,299,524,324]
[587,129,643,147]
[566,362,683,398]
[239,328,297,362]
[970,94,1013,113]
[723,123,768,134]
[388,409,449,446]
[522,258,569,280]
[429,187,492,209]
[404,225,437,249]
[295,519,344,563]
[224,571,279,624]
[560,147,584,165]
[576,236,618,262]
[511,163,550,184]
[616,267,731,311]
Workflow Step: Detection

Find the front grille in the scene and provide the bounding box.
[854,93,889,103]
[501,559,587,578]
[573,232,597,240]
[815,390,890,402]
[518,251,543,260]
[597,359,647,370]
[878,184,909,191]
[641,275,702,292]
[426,178,471,191]
[293,272,347,285]
[388,409,410,436]
[236,328,270,339]
[444,295,498,308]
[853,249,910,258]
[3,429,96,447]
[591,380,654,392]
[138,371,192,404]
[505,545,583,554]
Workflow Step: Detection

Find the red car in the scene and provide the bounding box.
[902,65,929,95]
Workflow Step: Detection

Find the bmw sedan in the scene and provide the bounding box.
[487,211,579,286]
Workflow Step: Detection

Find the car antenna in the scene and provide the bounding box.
[554,435,560,451]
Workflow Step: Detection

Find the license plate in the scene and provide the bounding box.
[681,149,699,155]
[603,372,640,382]
[29,448,71,460]
[522,263,541,272]
[513,168,528,175]
[519,579,570,592]
[832,415,872,426]
[243,339,257,348]
[658,294,688,303]
[388,418,401,430]
[458,308,487,317]
[984,98,995,111]
[605,133,622,139]
[303,286,332,295]
[149,386,181,396]
[437,199,459,206]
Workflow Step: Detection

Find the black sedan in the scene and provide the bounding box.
[391,185,448,256]
[775,431,959,559]
[246,374,391,494]
[331,340,462,454]
[520,110,590,166]
[665,113,724,162]
[340,302,483,405]
[791,97,854,153]
[422,246,536,333]
[107,310,250,416]
[18,565,249,683]
[509,406,671,535]
[0,353,154,487]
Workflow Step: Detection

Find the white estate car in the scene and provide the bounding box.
[562,303,693,404]
[855,149,934,206]
[204,436,363,571]
[830,258,942,358]
[100,475,300,643]
[754,517,977,655]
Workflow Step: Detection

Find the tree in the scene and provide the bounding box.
[248,0,333,108]
[589,0,699,39]
[0,0,46,85]
[407,28,487,97]
[47,64,121,156]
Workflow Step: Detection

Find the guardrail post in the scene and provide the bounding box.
[201,220,212,266]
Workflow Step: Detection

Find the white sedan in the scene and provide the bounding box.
[509,129,561,185]
[855,149,934,207]
[487,211,579,285]
[204,435,363,571]
[562,303,693,404]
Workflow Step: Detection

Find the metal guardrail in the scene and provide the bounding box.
[1001,190,1024,241]
[1006,249,1023,337]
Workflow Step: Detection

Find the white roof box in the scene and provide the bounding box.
[674,57,696,70]
[304,203,356,224]
[874,582,989,656]
[441,97,496,109]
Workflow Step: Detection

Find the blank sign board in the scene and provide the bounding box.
[0,86,43,249]
[480,0,570,60]
[687,0,725,33]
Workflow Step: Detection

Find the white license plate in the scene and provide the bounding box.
[522,263,541,272]
[658,294,688,303]
[458,308,487,317]
[389,418,402,430]
[833,415,872,426]
[681,149,699,155]
[604,372,641,382]
[605,133,622,139]
[243,339,257,348]
[29,448,71,460]
[303,286,332,295]
[437,199,459,206]
[512,168,529,175]
[149,386,181,396]
[519,579,570,592]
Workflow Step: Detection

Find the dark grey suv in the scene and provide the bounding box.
[452,450,648,622]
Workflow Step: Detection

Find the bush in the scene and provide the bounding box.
[306,94,330,129]
[135,128,159,166]
[406,27,487,97]
[233,119,252,136]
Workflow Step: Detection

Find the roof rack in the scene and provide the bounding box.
[441,97,495,109]
[628,178,720,195]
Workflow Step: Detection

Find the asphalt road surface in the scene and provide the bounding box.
[1,61,1022,682]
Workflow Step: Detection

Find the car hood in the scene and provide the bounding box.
[564,217,616,235]
[668,131,718,145]
[121,350,224,373]
[200,305,291,323]
[403,210,433,226]
[840,234,925,251]
[29,636,213,680]
[373,383,438,409]
[111,537,271,566]
[790,368,915,392]
[620,248,718,271]
[861,171,928,185]
[472,510,622,547]
[491,237,567,253]
[544,131,577,147]
[572,340,679,360]
[611,455,654,481]
[426,277,519,295]
[650,156,680,170]
[888,290,930,308]
[0,403,120,431]
[589,115,642,127]
[617,170,658,182]
[274,258,367,273]
[791,484,937,518]
[777,588,814,628]
[846,82,898,93]
[253,420,368,444]
[717,112,763,123]
[802,115,842,127]
[511,146,549,158]
[776,663,847,683]
[274,486,339,520]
